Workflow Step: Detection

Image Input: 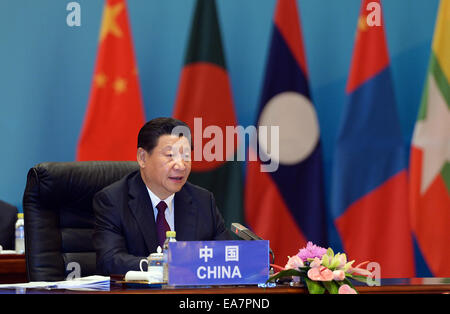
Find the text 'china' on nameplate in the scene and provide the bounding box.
[168,240,269,286]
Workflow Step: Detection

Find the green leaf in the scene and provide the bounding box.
[352,275,369,284]
[343,260,355,271]
[327,247,334,257]
[266,269,303,283]
[343,278,355,288]
[322,254,329,267]
[329,254,341,269]
[323,281,339,294]
[304,278,326,294]
[346,273,368,284]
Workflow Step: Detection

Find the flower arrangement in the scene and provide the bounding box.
[267,242,372,294]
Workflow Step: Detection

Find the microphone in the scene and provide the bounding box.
[231,222,263,240]
[231,223,275,264]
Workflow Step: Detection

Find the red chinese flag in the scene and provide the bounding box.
[77,0,145,161]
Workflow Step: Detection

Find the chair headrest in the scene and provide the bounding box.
[24,161,139,208]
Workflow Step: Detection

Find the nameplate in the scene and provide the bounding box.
[168,240,269,286]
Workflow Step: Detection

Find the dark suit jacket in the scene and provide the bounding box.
[93,170,231,275]
[0,200,17,250]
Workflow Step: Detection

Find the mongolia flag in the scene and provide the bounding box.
[173,0,244,228]
[409,0,450,277]
[331,0,414,278]
[245,0,327,261]
[77,0,145,161]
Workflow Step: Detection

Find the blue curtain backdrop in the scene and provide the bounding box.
[0,0,439,252]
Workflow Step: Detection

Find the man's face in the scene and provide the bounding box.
[137,134,192,200]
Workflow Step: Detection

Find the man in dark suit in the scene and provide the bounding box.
[93,117,231,275]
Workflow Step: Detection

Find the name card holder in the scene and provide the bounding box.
[168,240,269,286]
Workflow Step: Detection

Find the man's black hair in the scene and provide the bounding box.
[137,117,191,153]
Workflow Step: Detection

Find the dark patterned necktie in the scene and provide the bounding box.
[156,201,170,248]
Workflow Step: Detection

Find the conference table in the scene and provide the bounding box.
[0,253,27,284]
[109,276,450,294]
[0,254,449,294]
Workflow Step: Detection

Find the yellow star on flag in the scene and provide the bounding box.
[94,73,107,88]
[99,3,124,42]
[113,77,127,94]
[358,15,368,32]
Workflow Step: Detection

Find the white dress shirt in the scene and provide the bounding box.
[146,187,175,232]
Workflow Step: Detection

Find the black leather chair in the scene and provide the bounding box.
[0,200,18,250]
[22,161,139,281]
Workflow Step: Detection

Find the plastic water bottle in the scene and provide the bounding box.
[162,230,176,283]
[15,213,25,254]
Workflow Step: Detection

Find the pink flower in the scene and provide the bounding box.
[284,255,304,270]
[338,284,357,294]
[333,270,346,281]
[307,266,333,281]
[336,254,347,269]
[309,257,322,268]
[297,242,327,262]
[348,261,372,276]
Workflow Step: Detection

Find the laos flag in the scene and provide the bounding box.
[331,0,415,278]
[245,0,327,261]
